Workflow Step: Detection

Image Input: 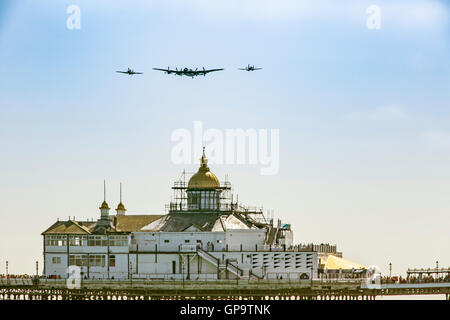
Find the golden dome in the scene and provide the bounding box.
[99,201,110,210]
[188,148,220,189]
[116,202,126,211]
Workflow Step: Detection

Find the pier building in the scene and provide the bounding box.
[42,149,343,280]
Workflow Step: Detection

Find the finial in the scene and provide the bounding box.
[100,180,110,210]
[116,182,126,213]
[200,147,208,168]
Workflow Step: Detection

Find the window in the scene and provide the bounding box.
[46,235,67,246]
[69,236,83,246]
[196,240,202,243]
[109,235,128,246]
[69,255,88,266]
[52,257,61,264]
[164,240,170,243]
[89,255,105,267]
[184,239,190,243]
[88,235,108,246]
[109,255,116,267]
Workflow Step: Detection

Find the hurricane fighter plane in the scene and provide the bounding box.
[116,68,143,75]
[239,64,262,71]
[153,67,224,78]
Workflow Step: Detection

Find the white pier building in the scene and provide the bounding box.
[42,149,342,280]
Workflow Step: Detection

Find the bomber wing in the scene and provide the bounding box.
[153,68,170,72]
[200,68,224,74]
[153,68,182,75]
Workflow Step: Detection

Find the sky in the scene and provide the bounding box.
[0,0,449,276]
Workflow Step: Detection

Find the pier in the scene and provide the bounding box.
[1,279,450,300]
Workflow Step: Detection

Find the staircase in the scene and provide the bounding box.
[197,249,243,278]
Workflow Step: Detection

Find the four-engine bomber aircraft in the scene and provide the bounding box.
[239,64,262,71]
[152,67,224,78]
[116,68,143,75]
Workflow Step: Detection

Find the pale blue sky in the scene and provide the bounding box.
[0,0,450,275]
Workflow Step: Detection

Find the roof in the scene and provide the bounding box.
[42,214,164,235]
[99,201,110,210]
[41,220,95,235]
[141,212,258,232]
[187,148,220,189]
[188,169,220,189]
[142,212,221,232]
[323,255,366,270]
[116,202,126,211]
[112,215,164,232]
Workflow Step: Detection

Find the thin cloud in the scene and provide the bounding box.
[169,0,448,29]
[419,131,450,149]
[343,105,409,122]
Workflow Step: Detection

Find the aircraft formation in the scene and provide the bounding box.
[116,64,262,78]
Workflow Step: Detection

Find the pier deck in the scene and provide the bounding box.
[1,279,450,300]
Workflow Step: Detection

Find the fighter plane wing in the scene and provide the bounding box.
[116,71,129,74]
[132,72,143,74]
[253,68,262,70]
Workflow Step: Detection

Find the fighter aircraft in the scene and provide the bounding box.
[116,68,143,75]
[152,67,224,78]
[239,64,262,71]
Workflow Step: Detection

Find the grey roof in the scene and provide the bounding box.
[42,214,163,235]
[142,211,264,232]
[156,212,222,232]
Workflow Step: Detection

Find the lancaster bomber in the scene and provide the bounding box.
[239,64,262,71]
[116,68,143,75]
[153,67,224,78]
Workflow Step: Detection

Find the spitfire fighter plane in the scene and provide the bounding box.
[116,68,143,75]
[239,64,262,71]
[153,67,224,78]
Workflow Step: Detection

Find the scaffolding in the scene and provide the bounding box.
[165,170,268,225]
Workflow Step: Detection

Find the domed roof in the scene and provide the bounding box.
[99,201,110,210]
[116,202,126,211]
[188,148,220,189]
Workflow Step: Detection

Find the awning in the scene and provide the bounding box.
[322,255,366,270]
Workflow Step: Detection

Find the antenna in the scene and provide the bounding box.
[120,182,122,203]
[103,180,106,202]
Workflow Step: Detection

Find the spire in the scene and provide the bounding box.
[99,180,110,210]
[200,146,209,170]
[94,179,113,232]
[116,182,126,215]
